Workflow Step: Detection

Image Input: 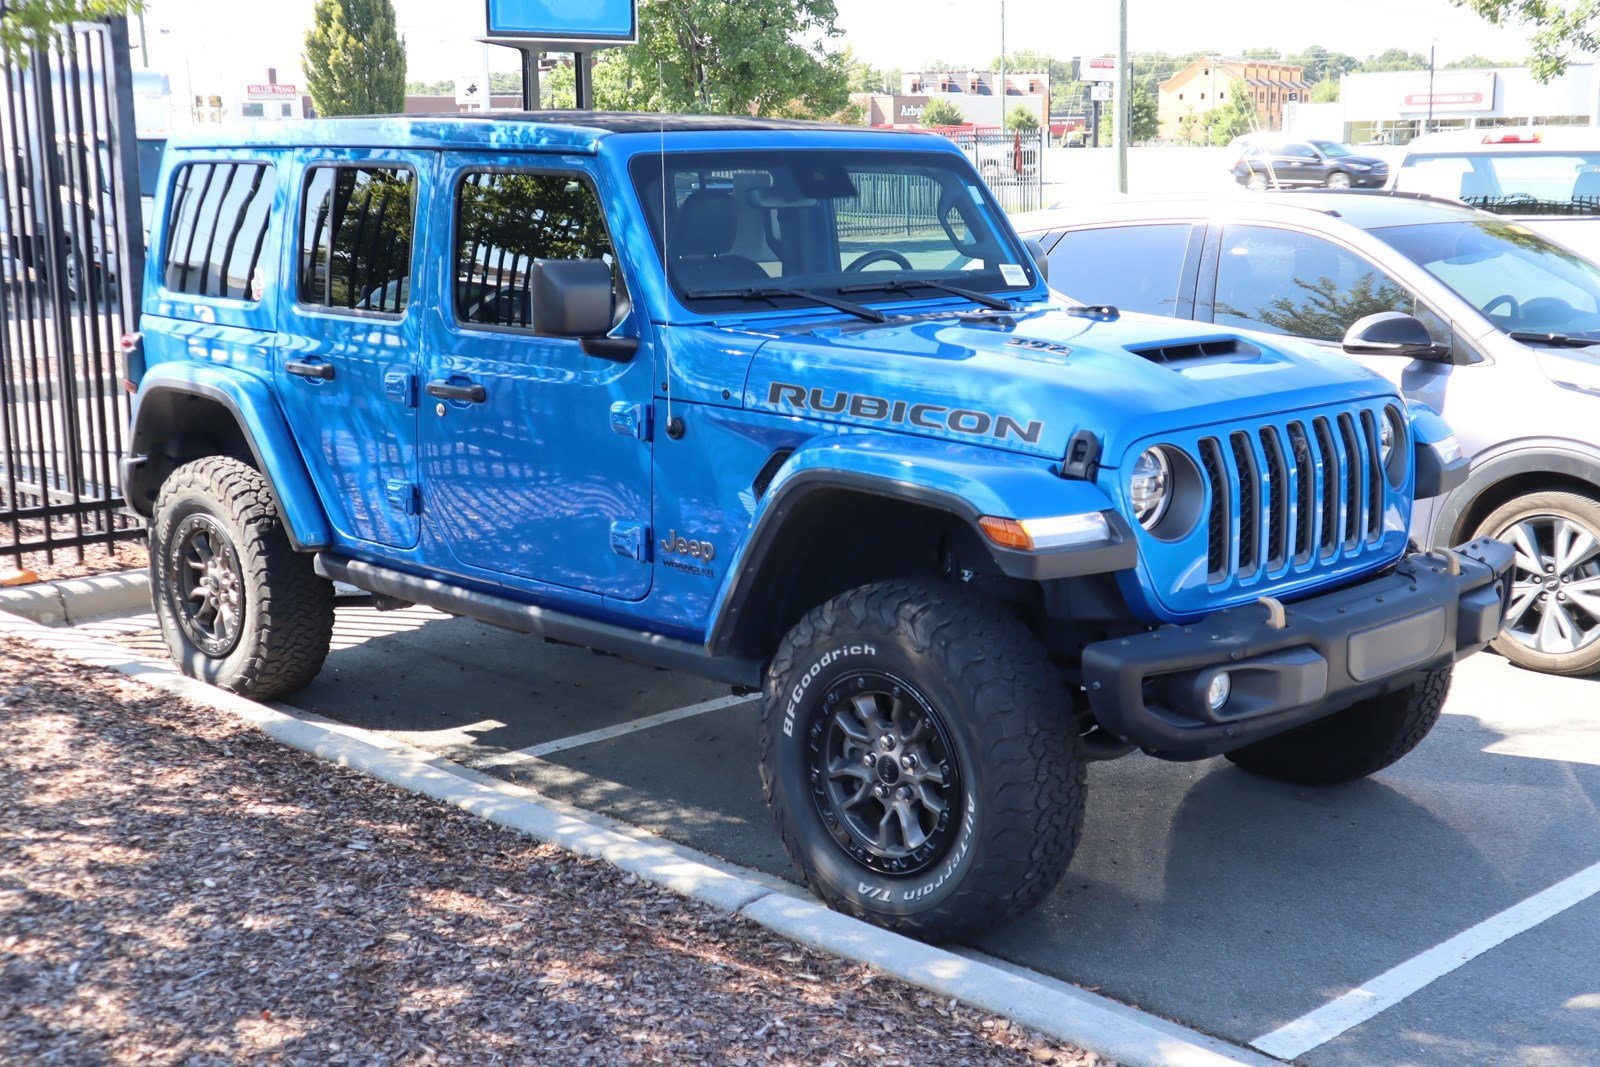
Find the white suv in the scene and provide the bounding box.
[1393,127,1600,261]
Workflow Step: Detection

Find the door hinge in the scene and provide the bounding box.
[385,480,420,516]
[609,520,650,562]
[609,401,651,441]
[384,370,417,408]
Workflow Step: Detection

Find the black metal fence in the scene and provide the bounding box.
[0,19,144,573]
[939,127,1046,215]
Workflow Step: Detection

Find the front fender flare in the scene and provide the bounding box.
[124,364,332,550]
[706,433,1136,656]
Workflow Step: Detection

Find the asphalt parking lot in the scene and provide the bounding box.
[83,600,1600,1065]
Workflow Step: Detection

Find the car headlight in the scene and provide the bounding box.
[1382,404,1409,486]
[1347,163,1371,171]
[1130,448,1172,529]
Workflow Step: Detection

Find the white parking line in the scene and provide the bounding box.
[1251,857,1600,1059]
[467,693,758,770]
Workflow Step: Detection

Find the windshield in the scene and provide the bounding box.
[1374,218,1600,338]
[629,148,1038,313]
[1396,150,1600,217]
[1313,140,1354,158]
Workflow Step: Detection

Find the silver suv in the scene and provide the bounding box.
[1015,191,1600,676]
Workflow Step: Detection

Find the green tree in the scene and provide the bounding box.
[1443,53,1514,68]
[585,0,850,116]
[1128,82,1159,143]
[1,0,141,65]
[1285,44,1359,83]
[1203,80,1260,144]
[1007,103,1040,132]
[919,98,965,127]
[303,0,407,116]
[1311,78,1340,102]
[1451,0,1597,80]
[1358,48,1430,72]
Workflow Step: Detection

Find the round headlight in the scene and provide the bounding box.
[1379,417,1395,465]
[1130,447,1173,529]
[1382,405,1407,485]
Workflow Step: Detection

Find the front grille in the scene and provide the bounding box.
[1196,404,1398,587]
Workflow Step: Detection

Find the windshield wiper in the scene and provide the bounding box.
[1508,330,1600,348]
[836,277,1016,312]
[683,284,887,324]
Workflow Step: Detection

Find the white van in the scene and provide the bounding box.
[1393,127,1600,261]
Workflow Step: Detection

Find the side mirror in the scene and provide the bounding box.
[530,259,637,361]
[1022,237,1051,284]
[1341,311,1450,361]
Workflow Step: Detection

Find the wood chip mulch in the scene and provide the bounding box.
[0,634,1105,1066]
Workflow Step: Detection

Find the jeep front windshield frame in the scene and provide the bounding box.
[628,149,1040,315]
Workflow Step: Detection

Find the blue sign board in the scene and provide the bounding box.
[485,0,638,43]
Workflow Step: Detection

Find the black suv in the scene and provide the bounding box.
[1233,138,1390,190]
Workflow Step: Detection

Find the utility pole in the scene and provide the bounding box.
[1426,41,1436,135]
[998,0,1006,136]
[1114,0,1128,192]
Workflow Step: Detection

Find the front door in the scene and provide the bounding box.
[276,150,431,549]
[418,156,654,600]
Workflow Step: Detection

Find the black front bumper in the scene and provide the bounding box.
[1081,538,1513,761]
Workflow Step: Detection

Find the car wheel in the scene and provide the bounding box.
[1476,491,1600,676]
[1246,174,1268,192]
[150,456,336,699]
[1325,171,1352,189]
[759,579,1085,940]
[1225,667,1451,785]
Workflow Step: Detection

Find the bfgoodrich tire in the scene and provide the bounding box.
[150,456,334,700]
[759,579,1085,940]
[1224,666,1451,785]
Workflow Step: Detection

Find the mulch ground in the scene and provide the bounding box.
[0,632,1104,1066]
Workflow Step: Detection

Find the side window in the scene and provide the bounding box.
[453,170,615,331]
[1046,224,1195,316]
[1214,226,1415,342]
[162,161,275,299]
[298,165,414,315]
[1283,143,1317,159]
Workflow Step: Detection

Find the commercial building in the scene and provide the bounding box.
[1334,64,1600,144]
[862,70,1049,130]
[1157,57,1310,141]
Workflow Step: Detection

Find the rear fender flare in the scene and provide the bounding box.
[126,364,331,550]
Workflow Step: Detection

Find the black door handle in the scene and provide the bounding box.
[285,359,335,380]
[426,379,486,403]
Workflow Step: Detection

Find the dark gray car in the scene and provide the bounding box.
[1233,139,1390,189]
[1016,191,1600,676]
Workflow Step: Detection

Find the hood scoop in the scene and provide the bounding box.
[1126,336,1261,367]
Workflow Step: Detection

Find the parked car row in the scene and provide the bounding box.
[1014,188,1600,676]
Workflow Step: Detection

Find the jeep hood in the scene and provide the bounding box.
[742,306,1399,466]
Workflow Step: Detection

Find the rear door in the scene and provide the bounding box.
[275,150,431,550]
[1043,222,1202,318]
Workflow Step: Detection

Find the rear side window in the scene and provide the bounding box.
[299,165,414,315]
[1046,224,1196,316]
[453,170,615,331]
[162,161,275,299]
[1215,226,1415,341]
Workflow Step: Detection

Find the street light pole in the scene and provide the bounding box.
[1115,0,1128,192]
[1426,40,1436,135]
[998,0,1006,136]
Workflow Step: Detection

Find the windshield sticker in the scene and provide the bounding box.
[999,263,1028,286]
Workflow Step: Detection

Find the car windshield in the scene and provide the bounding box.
[1395,150,1600,217]
[628,148,1038,314]
[1312,140,1354,158]
[1374,218,1600,338]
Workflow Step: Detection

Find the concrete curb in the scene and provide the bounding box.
[0,570,149,625]
[0,602,1277,1067]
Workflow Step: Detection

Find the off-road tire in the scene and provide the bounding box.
[1474,490,1600,677]
[759,579,1085,941]
[1224,666,1451,785]
[150,456,334,699]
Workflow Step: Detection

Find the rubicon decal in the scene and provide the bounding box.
[767,382,1043,445]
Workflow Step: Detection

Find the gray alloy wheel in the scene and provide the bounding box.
[1325,171,1352,189]
[1246,173,1268,191]
[1478,490,1600,676]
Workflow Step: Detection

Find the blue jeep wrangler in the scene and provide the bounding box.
[122,113,1511,939]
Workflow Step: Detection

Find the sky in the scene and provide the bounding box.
[132,0,1546,92]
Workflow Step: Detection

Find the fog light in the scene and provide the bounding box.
[1206,672,1232,713]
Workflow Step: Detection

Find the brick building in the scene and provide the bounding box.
[1158,57,1310,141]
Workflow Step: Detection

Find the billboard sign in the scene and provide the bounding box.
[485,0,638,44]
[1080,57,1117,83]
[246,84,298,99]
